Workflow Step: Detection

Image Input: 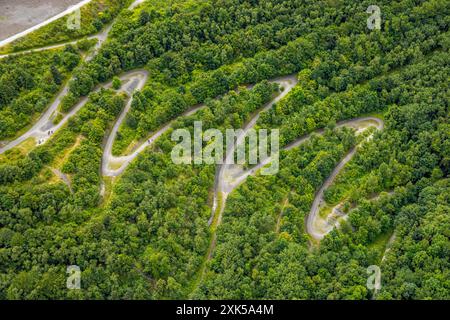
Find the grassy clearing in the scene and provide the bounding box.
[99,176,115,207]
[52,136,83,169]
[368,230,394,263]
[0,138,36,163]
[318,203,334,219]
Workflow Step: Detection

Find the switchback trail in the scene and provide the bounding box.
[206,116,384,266]
[94,75,300,177]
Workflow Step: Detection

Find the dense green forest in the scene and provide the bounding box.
[0,0,448,300]
[193,52,449,299]
[0,45,84,139]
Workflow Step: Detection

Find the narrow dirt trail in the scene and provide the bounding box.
[102,95,206,177]
[0,22,112,60]
[192,87,384,292]
[0,70,146,155]
[51,168,73,193]
[381,232,396,263]
[103,75,299,178]
[210,75,299,226]
[189,117,384,295]
[102,70,149,177]
[275,197,290,233]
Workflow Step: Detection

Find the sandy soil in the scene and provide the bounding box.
[0,0,84,40]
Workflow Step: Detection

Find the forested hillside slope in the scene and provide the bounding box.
[0,0,448,300]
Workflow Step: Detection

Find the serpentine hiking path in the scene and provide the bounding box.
[0,0,386,290]
[0,70,300,180]
[190,72,383,294]
[210,116,384,235]
[103,75,299,177]
[0,0,149,155]
[304,117,384,240]
[196,115,384,290]
[0,70,146,155]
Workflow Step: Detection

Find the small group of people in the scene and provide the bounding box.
[37,130,54,145]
